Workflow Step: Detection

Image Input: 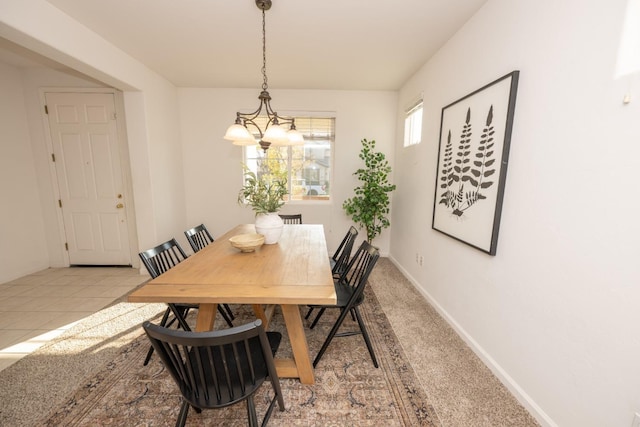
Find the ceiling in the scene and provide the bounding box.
[1,0,488,91]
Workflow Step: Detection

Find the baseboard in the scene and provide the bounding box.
[387,255,557,427]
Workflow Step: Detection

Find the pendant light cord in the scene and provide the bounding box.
[261,7,268,91]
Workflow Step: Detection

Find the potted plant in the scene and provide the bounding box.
[343,138,397,243]
[238,166,288,244]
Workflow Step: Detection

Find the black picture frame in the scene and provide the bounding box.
[431,71,519,255]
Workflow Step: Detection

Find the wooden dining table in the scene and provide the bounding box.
[128,223,336,384]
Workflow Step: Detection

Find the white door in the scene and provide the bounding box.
[45,92,131,265]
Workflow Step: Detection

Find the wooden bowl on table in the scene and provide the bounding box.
[229,233,265,253]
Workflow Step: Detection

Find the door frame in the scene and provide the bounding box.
[39,87,139,268]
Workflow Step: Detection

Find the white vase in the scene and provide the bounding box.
[254,212,284,244]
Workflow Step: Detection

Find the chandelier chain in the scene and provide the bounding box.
[261,7,268,91]
[224,0,304,151]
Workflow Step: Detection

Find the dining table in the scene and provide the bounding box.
[128,223,337,384]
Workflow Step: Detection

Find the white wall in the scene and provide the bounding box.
[0,62,48,282]
[178,88,397,255]
[1,0,187,264]
[391,0,640,426]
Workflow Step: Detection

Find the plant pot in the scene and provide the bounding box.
[254,212,284,244]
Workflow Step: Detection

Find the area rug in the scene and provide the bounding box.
[38,286,440,426]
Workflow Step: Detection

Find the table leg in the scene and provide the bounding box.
[252,304,267,326]
[280,304,315,384]
[251,304,277,329]
[195,303,218,332]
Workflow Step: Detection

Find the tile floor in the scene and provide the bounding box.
[0,266,149,372]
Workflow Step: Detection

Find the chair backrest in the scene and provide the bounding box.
[331,226,358,277]
[337,240,380,304]
[143,319,282,410]
[139,238,188,279]
[184,224,214,253]
[279,214,302,224]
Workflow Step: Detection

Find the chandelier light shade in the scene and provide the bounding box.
[287,126,305,145]
[223,123,256,145]
[223,0,304,151]
[263,124,288,145]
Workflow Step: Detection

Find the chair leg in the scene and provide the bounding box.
[261,394,279,427]
[165,307,188,329]
[144,307,173,366]
[247,395,259,427]
[309,307,326,329]
[352,307,379,368]
[269,371,285,412]
[223,303,235,320]
[145,306,192,366]
[218,305,234,327]
[158,307,172,326]
[168,304,192,331]
[304,306,314,320]
[313,306,350,367]
[143,344,155,366]
[175,400,190,427]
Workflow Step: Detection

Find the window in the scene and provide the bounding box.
[244,116,335,201]
[403,100,423,147]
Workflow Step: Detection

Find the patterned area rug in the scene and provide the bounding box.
[41,287,440,426]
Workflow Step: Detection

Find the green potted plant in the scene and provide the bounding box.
[238,166,288,244]
[343,138,396,243]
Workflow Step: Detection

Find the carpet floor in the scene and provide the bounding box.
[0,258,539,426]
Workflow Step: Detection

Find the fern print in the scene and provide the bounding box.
[469,104,496,202]
[440,105,497,217]
[432,70,519,255]
[438,130,454,207]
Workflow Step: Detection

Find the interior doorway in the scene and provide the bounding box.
[44,91,133,265]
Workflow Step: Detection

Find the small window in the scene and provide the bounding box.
[244,116,335,201]
[404,100,423,147]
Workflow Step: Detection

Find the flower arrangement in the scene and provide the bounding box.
[238,166,288,215]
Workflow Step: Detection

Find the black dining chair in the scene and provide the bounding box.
[184,223,215,253]
[143,319,285,427]
[330,226,358,278]
[305,225,358,321]
[139,238,233,366]
[278,214,302,224]
[307,240,380,368]
[184,224,234,321]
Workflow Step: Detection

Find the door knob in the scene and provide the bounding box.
[116,203,124,209]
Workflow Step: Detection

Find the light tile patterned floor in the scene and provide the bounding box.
[0,267,149,372]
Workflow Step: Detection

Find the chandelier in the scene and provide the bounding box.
[223,0,304,151]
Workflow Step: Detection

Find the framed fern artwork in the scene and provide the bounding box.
[432,71,519,255]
